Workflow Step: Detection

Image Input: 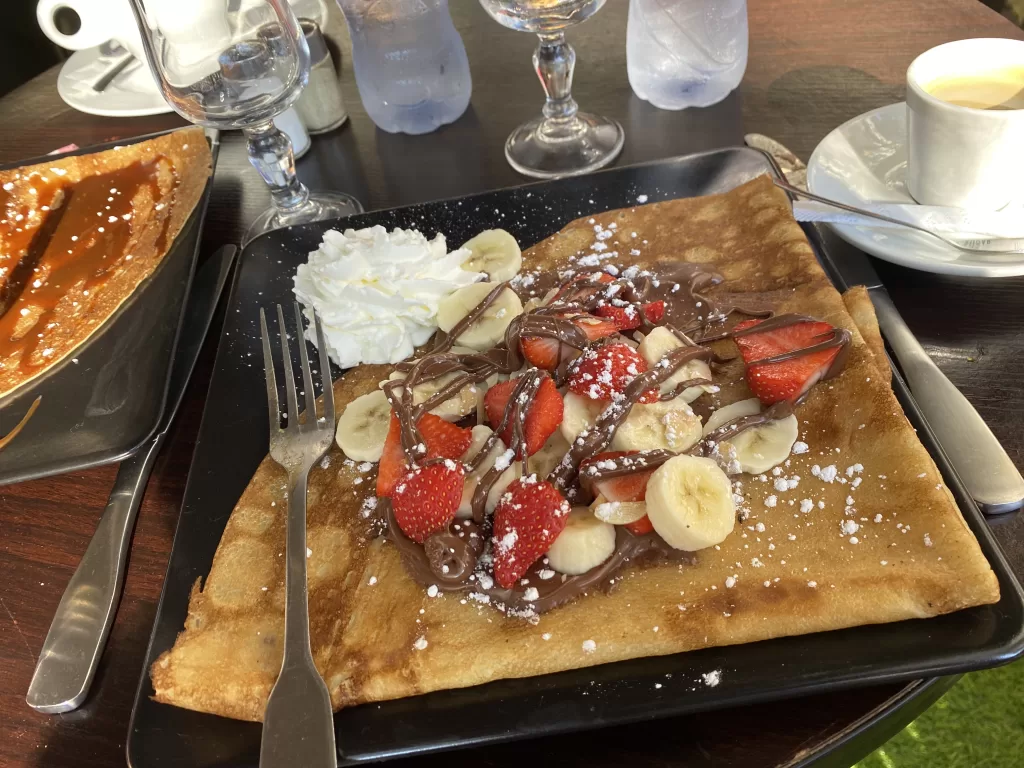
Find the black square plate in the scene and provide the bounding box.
[0,130,219,485]
[128,147,1024,767]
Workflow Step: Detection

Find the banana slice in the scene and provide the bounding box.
[725,414,799,475]
[460,229,522,283]
[545,507,617,575]
[335,389,391,462]
[645,454,736,551]
[436,282,523,351]
[591,498,648,525]
[612,399,703,453]
[637,326,715,403]
[530,430,570,479]
[387,370,481,421]
[702,398,762,435]
[486,463,521,514]
[701,397,798,473]
[457,425,511,518]
[560,392,603,444]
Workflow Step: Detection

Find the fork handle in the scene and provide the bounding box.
[260,470,337,768]
[283,472,313,652]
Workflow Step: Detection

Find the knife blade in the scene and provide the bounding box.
[812,229,1024,515]
[26,244,237,714]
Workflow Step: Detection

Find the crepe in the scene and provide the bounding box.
[151,175,998,722]
[0,127,211,402]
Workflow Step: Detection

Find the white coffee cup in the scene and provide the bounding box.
[906,38,1024,210]
[36,0,149,63]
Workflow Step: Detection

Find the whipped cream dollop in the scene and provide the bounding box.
[293,226,484,368]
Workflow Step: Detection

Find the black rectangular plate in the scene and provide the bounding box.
[0,129,219,485]
[128,148,1024,767]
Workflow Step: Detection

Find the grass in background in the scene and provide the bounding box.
[856,660,1024,768]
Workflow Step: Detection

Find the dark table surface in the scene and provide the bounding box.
[2,1,1023,766]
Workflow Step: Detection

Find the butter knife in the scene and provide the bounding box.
[811,230,1024,514]
[26,244,237,714]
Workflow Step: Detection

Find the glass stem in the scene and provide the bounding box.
[243,120,310,215]
[534,32,579,126]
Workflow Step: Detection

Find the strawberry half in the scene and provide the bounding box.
[391,462,464,543]
[520,313,618,370]
[491,478,571,588]
[595,300,666,331]
[580,451,653,502]
[483,375,563,457]
[376,412,472,497]
[642,300,666,325]
[733,318,846,405]
[580,451,657,535]
[567,343,658,403]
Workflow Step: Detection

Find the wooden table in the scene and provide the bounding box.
[2,1,1022,766]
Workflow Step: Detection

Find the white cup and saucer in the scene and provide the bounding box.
[38,0,172,117]
[37,0,329,119]
[807,38,1024,277]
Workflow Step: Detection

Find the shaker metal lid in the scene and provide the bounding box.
[300,19,331,64]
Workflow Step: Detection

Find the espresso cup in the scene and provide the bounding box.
[36,0,148,63]
[906,38,1024,210]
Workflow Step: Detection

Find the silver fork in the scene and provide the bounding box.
[774,178,1024,255]
[258,303,337,768]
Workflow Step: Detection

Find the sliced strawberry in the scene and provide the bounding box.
[734,318,845,405]
[520,336,561,370]
[519,314,618,370]
[625,516,655,535]
[580,451,654,502]
[568,343,658,403]
[579,451,657,535]
[491,478,571,588]
[483,375,564,457]
[572,313,619,342]
[641,300,666,325]
[594,302,643,331]
[376,411,472,497]
[595,300,666,331]
[552,271,614,303]
[376,413,406,497]
[417,411,473,459]
[391,462,464,543]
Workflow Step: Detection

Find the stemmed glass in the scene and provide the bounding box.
[127,0,362,243]
[479,0,624,178]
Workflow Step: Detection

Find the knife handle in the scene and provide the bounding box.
[871,292,1024,514]
[26,437,163,713]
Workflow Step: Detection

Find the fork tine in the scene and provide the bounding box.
[276,304,299,429]
[293,302,318,426]
[313,308,334,428]
[259,308,280,435]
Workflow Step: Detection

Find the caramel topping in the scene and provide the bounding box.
[0,160,170,374]
[0,176,68,315]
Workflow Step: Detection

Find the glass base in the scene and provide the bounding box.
[244,191,364,245]
[505,112,624,179]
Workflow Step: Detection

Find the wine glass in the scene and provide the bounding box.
[479,0,624,179]
[127,0,363,244]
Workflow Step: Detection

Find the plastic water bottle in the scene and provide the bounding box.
[627,0,748,110]
[336,0,472,135]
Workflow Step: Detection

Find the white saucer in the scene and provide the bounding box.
[806,102,1024,278]
[57,47,172,118]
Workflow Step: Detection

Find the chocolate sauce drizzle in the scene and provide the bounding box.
[374,261,852,614]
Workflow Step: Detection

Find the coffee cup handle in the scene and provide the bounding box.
[36,0,108,51]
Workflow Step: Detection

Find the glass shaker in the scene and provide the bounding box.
[294,19,348,134]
